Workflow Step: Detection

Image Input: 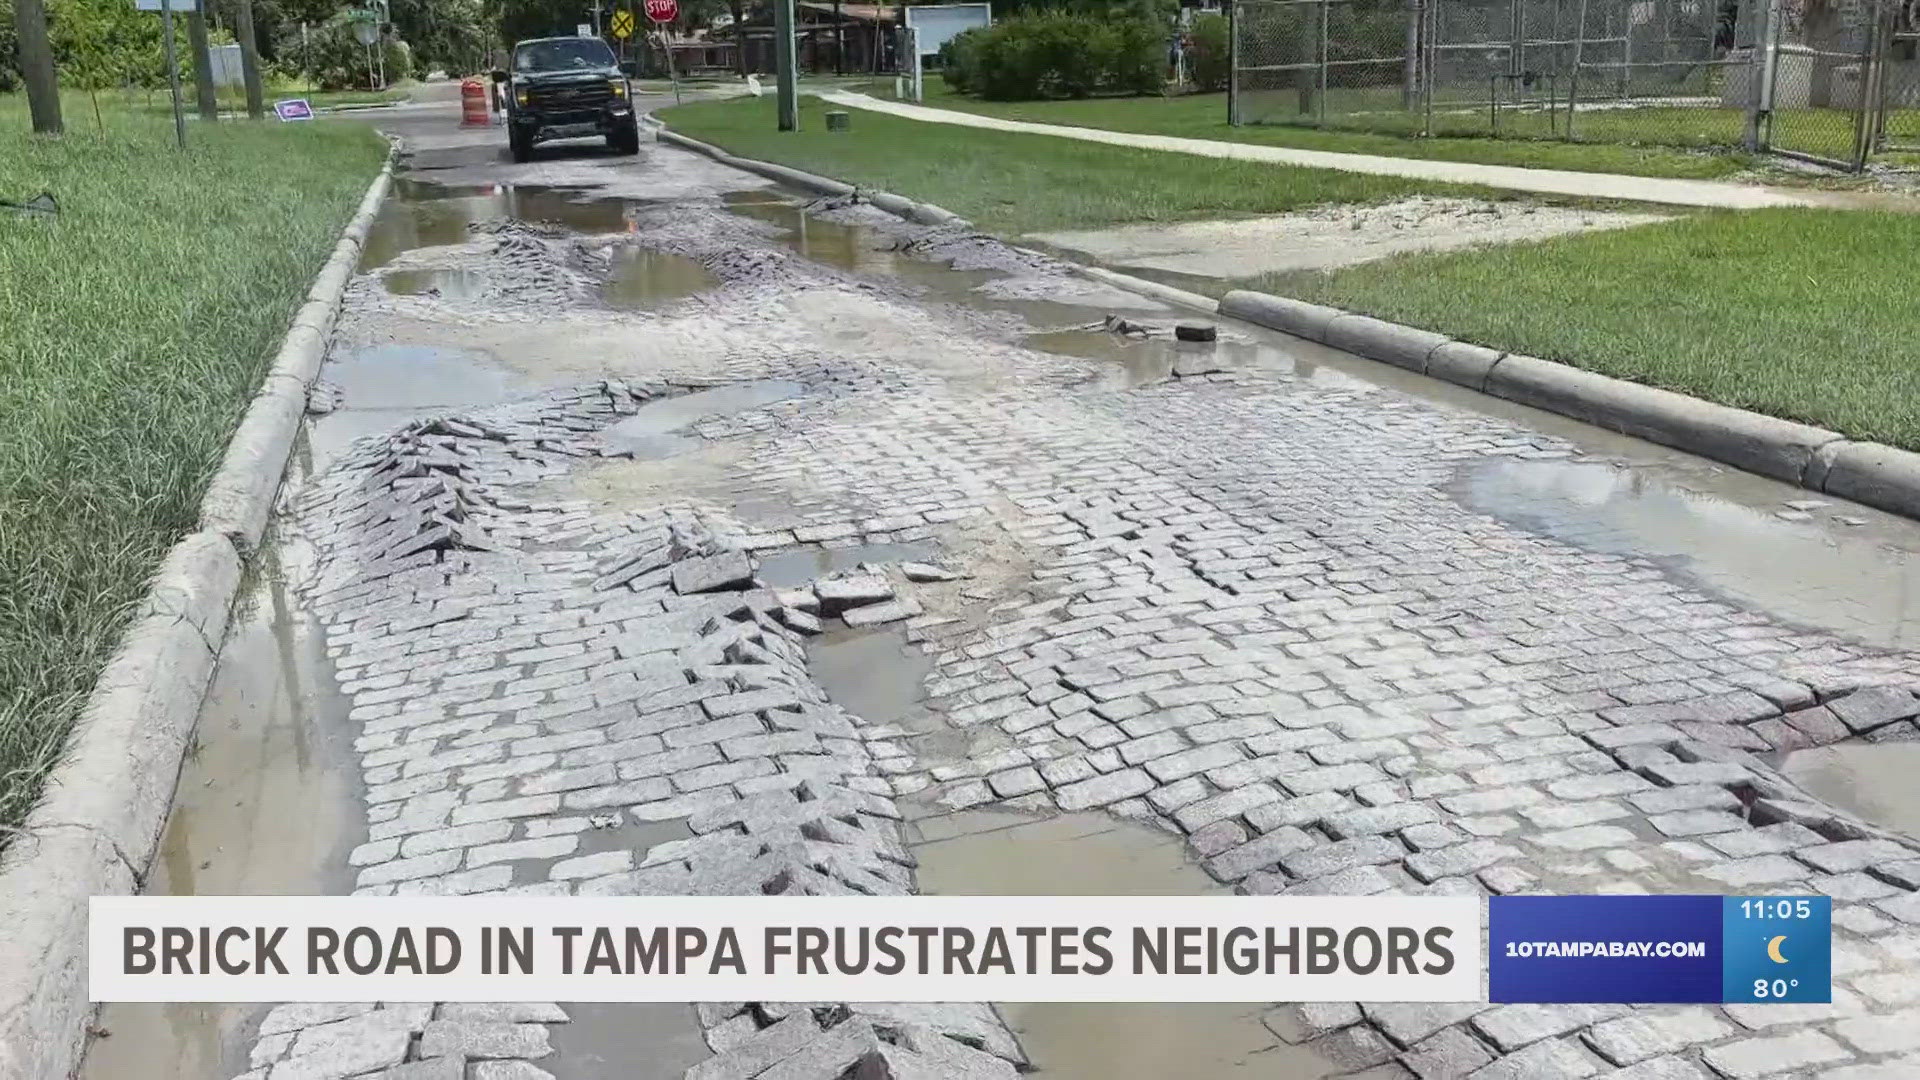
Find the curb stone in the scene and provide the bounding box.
[0,143,397,1080]
[648,121,1920,523]
[200,151,393,552]
[1218,288,1920,519]
[649,123,971,229]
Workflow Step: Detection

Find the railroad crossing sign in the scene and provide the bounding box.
[610,7,635,38]
[644,0,678,23]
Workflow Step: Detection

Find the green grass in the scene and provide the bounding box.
[659,94,1490,233]
[115,81,408,123]
[0,94,384,838]
[1260,208,1920,449]
[846,81,1766,180]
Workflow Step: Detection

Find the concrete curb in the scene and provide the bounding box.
[1078,266,1219,315]
[651,124,972,229]
[1219,286,1920,519]
[201,154,393,552]
[652,122,1218,315]
[646,123,1920,521]
[0,144,396,1080]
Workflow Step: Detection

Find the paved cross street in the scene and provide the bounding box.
[67,82,1920,1080]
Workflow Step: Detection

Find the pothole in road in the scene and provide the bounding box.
[600,380,803,459]
[758,542,940,589]
[909,809,1350,1078]
[1780,743,1920,839]
[1455,458,1920,650]
[601,246,719,310]
[547,1003,709,1080]
[808,626,933,727]
[359,180,640,271]
[310,344,532,468]
[384,266,487,301]
[722,193,1148,332]
[807,624,1007,765]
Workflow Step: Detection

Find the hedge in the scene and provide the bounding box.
[940,12,1162,100]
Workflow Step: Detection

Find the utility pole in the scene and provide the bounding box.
[833,0,843,75]
[186,6,218,119]
[236,0,266,118]
[11,0,63,133]
[773,0,798,130]
[162,0,187,147]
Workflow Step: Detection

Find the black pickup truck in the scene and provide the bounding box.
[498,36,639,162]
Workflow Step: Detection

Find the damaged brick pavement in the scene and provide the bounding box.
[204,127,1920,1080]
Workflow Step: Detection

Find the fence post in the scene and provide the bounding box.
[1750,0,1780,152]
[1228,0,1242,125]
[1422,0,1436,135]
[1567,0,1588,138]
[1850,2,1887,169]
[1319,0,1330,125]
[1404,0,1420,109]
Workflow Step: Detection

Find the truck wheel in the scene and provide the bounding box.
[509,129,533,164]
[609,122,640,156]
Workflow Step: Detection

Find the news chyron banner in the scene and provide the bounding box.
[89,894,1830,1005]
[92,896,1481,1002]
[1491,895,1832,1005]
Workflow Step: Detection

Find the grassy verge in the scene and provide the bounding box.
[1260,208,1920,449]
[659,94,1489,233]
[0,95,385,837]
[115,81,408,122]
[843,82,1765,181]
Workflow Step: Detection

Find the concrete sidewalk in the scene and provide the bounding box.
[821,90,1824,210]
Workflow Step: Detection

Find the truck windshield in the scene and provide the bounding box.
[514,39,617,72]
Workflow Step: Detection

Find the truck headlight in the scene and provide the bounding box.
[609,80,627,98]
[514,88,529,106]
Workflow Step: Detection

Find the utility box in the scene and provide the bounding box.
[210,43,246,89]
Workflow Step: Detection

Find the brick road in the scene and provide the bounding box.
[221,108,1920,1080]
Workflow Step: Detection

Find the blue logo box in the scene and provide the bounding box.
[1489,895,1830,1004]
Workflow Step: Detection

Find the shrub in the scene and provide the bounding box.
[965,11,1163,101]
[1188,11,1229,93]
[940,26,983,93]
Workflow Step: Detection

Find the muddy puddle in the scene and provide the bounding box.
[601,246,719,309]
[808,626,934,726]
[359,180,639,270]
[723,194,1168,331]
[547,1003,708,1080]
[1457,459,1920,650]
[384,266,488,301]
[807,625,1010,763]
[601,379,802,459]
[311,344,532,468]
[83,536,358,1080]
[1781,743,1920,840]
[909,810,1348,1078]
[758,541,939,588]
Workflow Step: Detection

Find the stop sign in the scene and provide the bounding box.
[645,0,677,22]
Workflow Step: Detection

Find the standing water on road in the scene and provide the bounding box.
[910,810,1354,1078]
[1457,458,1920,650]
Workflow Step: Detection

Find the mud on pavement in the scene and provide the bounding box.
[96,113,1920,1080]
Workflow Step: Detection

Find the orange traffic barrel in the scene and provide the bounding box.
[460,78,489,127]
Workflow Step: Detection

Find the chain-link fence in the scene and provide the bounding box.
[1230,0,1911,168]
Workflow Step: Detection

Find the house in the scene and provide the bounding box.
[713,1,902,74]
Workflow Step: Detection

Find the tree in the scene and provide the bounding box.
[47,0,165,83]
[387,0,487,73]
[185,7,217,120]
[12,0,62,132]
[234,0,263,116]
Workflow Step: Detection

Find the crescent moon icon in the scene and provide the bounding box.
[1767,935,1789,964]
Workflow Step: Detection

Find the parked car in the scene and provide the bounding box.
[496,36,639,162]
